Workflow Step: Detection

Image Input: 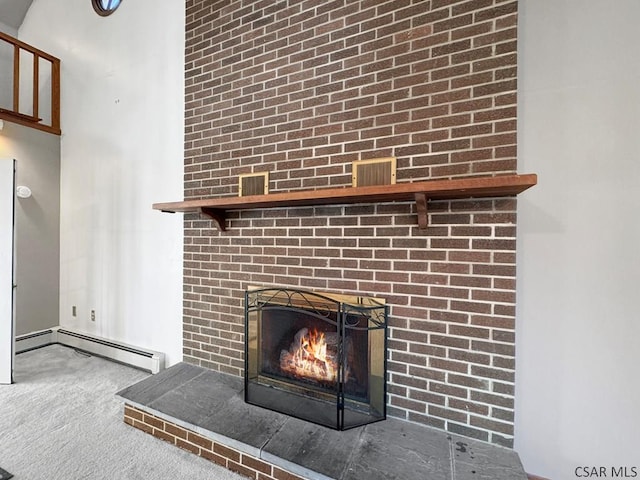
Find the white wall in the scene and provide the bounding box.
[19,0,185,365]
[0,20,16,36]
[0,21,16,110]
[516,1,640,478]
[0,121,60,335]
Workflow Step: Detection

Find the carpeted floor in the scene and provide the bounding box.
[0,345,244,480]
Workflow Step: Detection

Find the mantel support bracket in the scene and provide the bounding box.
[199,207,227,231]
[415,193,428,229]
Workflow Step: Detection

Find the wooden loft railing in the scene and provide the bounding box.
[0,31,61,135]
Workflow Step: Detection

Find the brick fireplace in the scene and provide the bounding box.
[183,0,520,447]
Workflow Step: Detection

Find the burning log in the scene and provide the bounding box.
[279,327,347,383]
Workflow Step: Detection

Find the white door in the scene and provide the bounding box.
[0,159,15,384]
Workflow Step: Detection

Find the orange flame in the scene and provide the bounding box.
[280,328,339,382]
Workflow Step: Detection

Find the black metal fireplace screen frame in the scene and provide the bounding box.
[244,287,388,430]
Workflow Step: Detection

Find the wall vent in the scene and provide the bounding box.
[239,172,269,196]
[352,158,397,187]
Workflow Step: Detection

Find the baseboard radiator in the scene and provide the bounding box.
[15,327,165,374]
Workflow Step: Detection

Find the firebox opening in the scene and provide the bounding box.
[244,287,388,431]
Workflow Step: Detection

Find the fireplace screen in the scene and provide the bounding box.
[244,288,388,430]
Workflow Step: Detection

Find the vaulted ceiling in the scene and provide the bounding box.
[0,0,34,30]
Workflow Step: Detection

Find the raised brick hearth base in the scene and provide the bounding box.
[124,405,304,480]
[118,362,528,480]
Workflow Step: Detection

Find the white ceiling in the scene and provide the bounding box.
[0,0,34,30]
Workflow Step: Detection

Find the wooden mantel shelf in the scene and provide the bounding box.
[153,173,537,231]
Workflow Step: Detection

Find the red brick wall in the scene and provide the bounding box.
[184,0,518,447]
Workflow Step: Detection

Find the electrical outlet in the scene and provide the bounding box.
[72,305,77,317]
[91,310,95,322]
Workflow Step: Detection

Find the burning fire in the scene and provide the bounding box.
[279,328,341,383]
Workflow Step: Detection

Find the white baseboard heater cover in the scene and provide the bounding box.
[15,327,165,374]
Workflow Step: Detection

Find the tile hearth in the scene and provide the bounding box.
[117,363,527,480]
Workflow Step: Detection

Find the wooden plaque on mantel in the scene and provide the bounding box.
[352,157,397,187]
[239,172,269,196]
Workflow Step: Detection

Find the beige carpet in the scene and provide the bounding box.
[0,345,244,480]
